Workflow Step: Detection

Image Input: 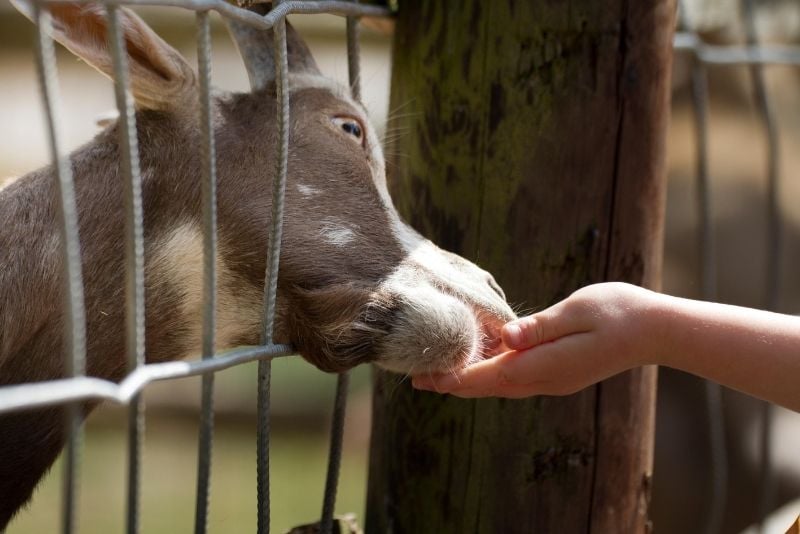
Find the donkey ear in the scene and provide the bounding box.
[226,4,320,91]
[12,0,196,110]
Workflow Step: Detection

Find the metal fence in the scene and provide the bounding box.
[675,0,798,532]
[2,0,798,532]
[0,1,389,533]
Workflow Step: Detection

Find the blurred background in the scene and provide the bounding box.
[662,1,800,532]
[0,1,799,532]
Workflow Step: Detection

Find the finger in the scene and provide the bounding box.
[413,351,525,393]
[490,334,595,393]
[501,300,587,350]
[414,334,598,398]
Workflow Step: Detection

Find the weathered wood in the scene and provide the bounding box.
[588,2,674,531]
[366,1,675,532]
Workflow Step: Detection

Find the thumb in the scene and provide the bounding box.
[501,303,576,350]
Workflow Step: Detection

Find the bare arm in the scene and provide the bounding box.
[412,282,800,412]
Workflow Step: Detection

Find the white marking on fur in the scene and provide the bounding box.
[288,72,389,210]
[320,218,357,247]
[296,183,319,197]
[149,223,263,356]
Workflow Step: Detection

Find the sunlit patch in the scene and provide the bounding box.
[319,218,357,247]
[149,222,263,356]
[296,183,319,197]
[0,175,20,192]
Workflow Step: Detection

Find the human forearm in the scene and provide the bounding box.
[652,294,800,411]
[412,283,800,411]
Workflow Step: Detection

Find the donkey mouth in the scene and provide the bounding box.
[480,332,504,358]
[474,312,511,362]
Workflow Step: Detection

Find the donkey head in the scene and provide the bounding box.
[18,3,515,377]
[225,15,517,375]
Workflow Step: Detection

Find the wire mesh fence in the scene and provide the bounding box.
[2,0,799,532]
[0,1,389,533]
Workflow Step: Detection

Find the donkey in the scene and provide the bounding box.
[0,2,514,527]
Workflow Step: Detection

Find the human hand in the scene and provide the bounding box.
[412,282,661,398]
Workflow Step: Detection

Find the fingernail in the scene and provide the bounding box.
[503,323,523,347]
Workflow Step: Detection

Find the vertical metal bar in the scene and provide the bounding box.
[256,351,272,534]
[740,1,780,530]
[193,10,217,534]
[32,4,87,533]
[257,4,290,533]
[346,12,361,101]
[106,6,146,533]
[320,12,360,534]
[320,373,349,534]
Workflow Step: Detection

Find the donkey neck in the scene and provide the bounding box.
[0,113,210,386]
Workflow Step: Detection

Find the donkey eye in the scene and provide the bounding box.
[332,116,364,145]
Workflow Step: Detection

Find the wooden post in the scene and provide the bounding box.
[366,1,675,532]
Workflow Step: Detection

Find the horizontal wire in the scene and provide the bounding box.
[0,344,294,414]
[675,32,800,66]
[20,0,391,29]
[31,4,88,533]
[194,9,217,534]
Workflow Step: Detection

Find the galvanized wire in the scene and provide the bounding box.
[674,33,800,66]
[320,373,350,534]
[346,13,361,101]
[257,4,292,532]
[0,345,294,415]
[33,0,390,27]
[259,3,290,349]
[31,4,88,533]
[106,5,147,532]
[739,1,781,530]
[31,1,87,403]
[193,10,217,534]
[256,357,273,534]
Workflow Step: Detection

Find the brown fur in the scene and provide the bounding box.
[0,4,514,527]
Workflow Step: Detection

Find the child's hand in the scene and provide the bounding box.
[412,282,660,398]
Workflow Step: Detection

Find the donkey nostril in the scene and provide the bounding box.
[487,276,506,301]
[481,321,504,356]
[484,335,501,350]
